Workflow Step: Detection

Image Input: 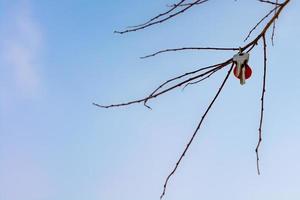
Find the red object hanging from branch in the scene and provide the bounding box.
[233,64,252,80]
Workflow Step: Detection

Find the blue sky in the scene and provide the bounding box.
[1,0,300,200]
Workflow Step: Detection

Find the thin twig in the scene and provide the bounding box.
[271,0,279,46]
[115,0,206,34]
[160,63,234,199]
[256,34,267,175]
[141,47,239,59]
[258,0,282,5]
[182,67,222,90]
[143,63,226,108]
[93,63,230,109]
[242,0,290,52]
[127,0,186,29]
[167,0,208,7]
[244,6,279,42]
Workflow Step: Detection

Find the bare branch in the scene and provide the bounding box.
[182,67,222,90]
[143,62,229,108]
[127,0,187,29]
[93,61,231,109]
[160,63,234,199]
[271,0,279,46]
[244,6,279,42]
[258,0,282,6]
[167,0,209,7]
[141,47,239,59]
[95,1,291,198]
[115,0,207,34]
[256,34,267,175]
[242,0,290,52]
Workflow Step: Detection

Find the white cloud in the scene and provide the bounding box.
[1,1,43,97]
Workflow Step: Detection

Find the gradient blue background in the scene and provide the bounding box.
[1,0,300,199]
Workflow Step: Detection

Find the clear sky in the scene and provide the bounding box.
[1,0,300,200]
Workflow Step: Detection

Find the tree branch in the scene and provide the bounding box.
[256,34,267,175]
[127,0,187,29]
[114,0,208,34]
[258,0,282,6]
[182,67,222,90]
[93,61,231,109]
[141,47,239,59]
[167,0,209,7]
[160,63,234,199]
[241,0,290,52]
[244,5,279,42]
[143,60,231,108]
[271,0,279,46]
[95,0,291,198]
